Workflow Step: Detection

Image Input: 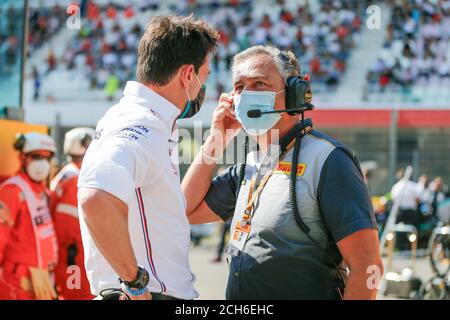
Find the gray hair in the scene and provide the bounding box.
[231,45,301,81]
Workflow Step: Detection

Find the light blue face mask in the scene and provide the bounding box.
[234,89,285,135]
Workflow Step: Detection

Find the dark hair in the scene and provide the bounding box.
[137,14,219,86]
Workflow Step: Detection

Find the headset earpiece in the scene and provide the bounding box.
[277,51,314,114]
[284,76,314,115]
[13,133,26,151]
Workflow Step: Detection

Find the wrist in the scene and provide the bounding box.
[207,127,235,148]
[121,282,149,298]
[121,265,139,283]
[120,282,151,300]
[201,135,225,163]
[119,266,149,294]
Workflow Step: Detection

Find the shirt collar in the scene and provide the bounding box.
[122,81,181,125]
[280,118,313,153]
[248,118,314,163]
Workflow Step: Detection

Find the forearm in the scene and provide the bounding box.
[343,269,378,300]
[337,229,383,300]
[80,188,138,282]
[182,134,225,215]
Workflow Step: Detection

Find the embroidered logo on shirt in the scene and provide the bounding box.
[118,125,150,141]
[273,162,306,176]
[94,129,103,140]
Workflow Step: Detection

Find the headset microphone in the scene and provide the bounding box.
[247,104,314,118]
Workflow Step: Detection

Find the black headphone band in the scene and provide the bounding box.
[13,133,26,151]
[277,50,302,76]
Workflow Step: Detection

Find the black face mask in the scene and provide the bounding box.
[179,74,206,119]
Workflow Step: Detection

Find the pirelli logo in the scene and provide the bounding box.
[273,162,306,176]
[305,91,312,103]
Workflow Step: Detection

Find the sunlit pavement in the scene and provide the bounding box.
[190,241,228,300]
[378,255,434,300]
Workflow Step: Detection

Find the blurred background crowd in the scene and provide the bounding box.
[8,0,375,103]
[366,0,450,99]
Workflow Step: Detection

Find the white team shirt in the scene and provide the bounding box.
[391,180,420,210]
[78,81,198,299]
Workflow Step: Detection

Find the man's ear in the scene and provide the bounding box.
[179,64,195,88]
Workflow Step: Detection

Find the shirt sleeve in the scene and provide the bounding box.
[317,148,378,243]
[78,125,162,204]
[204,165,240,221]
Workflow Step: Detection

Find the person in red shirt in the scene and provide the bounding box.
[123,6,135,19]
[50,128,95,300]
[0,132,58,300]
[87,2,100,21]
[106,5,118,20]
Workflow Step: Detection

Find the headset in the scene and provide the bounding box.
[13,133,26,151]
[246,52,314,118]
[279,51,314,115]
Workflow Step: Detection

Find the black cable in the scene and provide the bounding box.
[236,135,249,198]
[289,127,310,234]
[289,112,347,293]
[99,288,129,300]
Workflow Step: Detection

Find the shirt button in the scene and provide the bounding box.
[234,272,239,277]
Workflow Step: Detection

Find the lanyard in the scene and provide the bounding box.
[241,127,312,226]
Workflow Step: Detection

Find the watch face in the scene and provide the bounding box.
[127,267,149,289]
[140,269,150,287]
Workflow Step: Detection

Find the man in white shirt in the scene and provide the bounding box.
[391,178,421,212]
[391,170,421,250]
[77,15,219,300]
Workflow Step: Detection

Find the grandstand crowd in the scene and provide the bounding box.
[367,0,450,95]
[0,5,24,77]
[21,0,371,101]
[3,0,450,102]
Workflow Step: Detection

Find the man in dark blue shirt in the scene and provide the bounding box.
[182,45,383,299]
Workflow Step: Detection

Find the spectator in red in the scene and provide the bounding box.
[106,5,117,20]
[336,25,349,39]
[281,9,294,24]
[335,59,346,73]
[47,49,57,73]
[80,39,92,53]
[352,16,362,31]
[310,57,321,78]
[87,2,100,21]
[218,29,230,46]
[261,14,272,29]
[124,6,135,19]
[379,72,391,90]
[86,52,95,69]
